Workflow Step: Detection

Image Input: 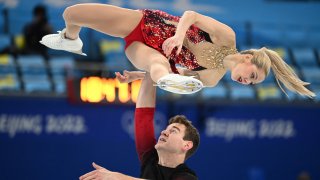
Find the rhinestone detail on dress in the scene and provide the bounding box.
[200,46,238,69]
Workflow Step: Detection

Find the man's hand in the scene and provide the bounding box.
[79,162,118,180]
[80,162,144,180]
[115,70,146,83]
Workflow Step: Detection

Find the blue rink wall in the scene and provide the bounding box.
[0,97,319,180]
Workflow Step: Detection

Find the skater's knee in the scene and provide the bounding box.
[63,5,79,22]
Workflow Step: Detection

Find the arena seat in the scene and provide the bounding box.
[49,56,75,94]
[49,56,74,75]
[0,34,11,51]
[17,55,47,75]
[0,73,20,91]
[229,83,256,100]
[0,54,16,75]
[201,83,228,99]
[292,48,317,67]
[22,74,51,93]
[300,67,320,85]
[256,83,282,101]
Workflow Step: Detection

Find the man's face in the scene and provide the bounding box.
[155,123,190,154]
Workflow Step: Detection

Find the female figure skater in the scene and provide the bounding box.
[40,3,315,97]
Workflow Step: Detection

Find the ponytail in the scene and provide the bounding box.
[241,47,316,98]
[262,48,315,98]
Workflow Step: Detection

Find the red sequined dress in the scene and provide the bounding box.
[141,9,212,73]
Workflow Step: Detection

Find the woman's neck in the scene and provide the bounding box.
[223,53,243,70]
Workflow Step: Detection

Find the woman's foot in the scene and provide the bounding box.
[39,28,86,56]
[156,74,203,94]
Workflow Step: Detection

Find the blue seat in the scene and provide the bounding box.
[284,29,307,47]
[201,83,228,99]
[17,55,47,75]
[17,55,51,92]
[262,75,297,101]
[49,56,74,94]
[0,54,14,65]
[0,34,11,51]
[0,73,21,91]
[99,38,124,54]
[0,55,20,91]
[308,30,320,48]
[256,82,282,101]
[52,74,66,94]
[252,27,283,46]
[49,56,75,76]
[0,54,16,74]
[300,67,320,85]
[52,74,67,94]
[292,48,317,67]
[229,83,256,100]
[22,74,52,93]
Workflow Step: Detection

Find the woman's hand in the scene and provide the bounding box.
[162,34,184,57]
[115,70,146,83]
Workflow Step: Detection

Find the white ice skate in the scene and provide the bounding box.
[39,28,86,56]
[155,74,204,94]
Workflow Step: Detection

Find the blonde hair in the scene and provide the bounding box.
[240,47,316,98]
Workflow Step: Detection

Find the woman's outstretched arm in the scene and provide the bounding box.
[163,10,235,56]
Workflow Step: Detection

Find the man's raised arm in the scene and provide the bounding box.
[134,72,157,162]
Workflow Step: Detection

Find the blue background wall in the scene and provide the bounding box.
[1,97,319,180]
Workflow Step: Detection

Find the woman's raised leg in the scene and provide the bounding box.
[40,3,143,54]
[125,42,171,82]
[125,42,204,94]
[62,3,143,39]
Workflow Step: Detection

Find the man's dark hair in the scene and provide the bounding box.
[168,115,200,160]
